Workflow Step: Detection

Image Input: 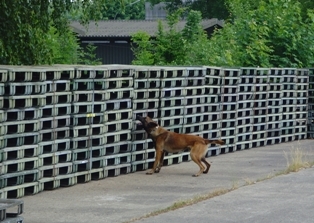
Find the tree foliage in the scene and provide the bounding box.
[207,0,314,67]
[131,31,155,65]
[134,0,314,68]
[132,9,207,65]
[78,44,102,65]
[46,25,81,64]
[0,0,115,65]
[102,0,145,20]
[147,0,229,19]
[148,0,314,21]
[68,0,145,20]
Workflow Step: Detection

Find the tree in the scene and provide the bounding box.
[78,44,102,65]
[46,25,81,64]
[133,0,314,68]
[153,8,189,65]
[207,0,314,67]
[148,0,314,21]
[102,0,145,20]
[131,9,207,65]
[68,0,145,20]
[147,0,229,19]
[290,0,314,21]
[0,0,118,65]
[131,31,155,65]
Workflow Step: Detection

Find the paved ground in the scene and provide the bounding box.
[139,167,314,223]
[21,140,314,223]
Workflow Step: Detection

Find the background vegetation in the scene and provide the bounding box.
[132,9,208,65]
[0,0,120,65]
[1,0,314,67]
[147,0,314,21]
[69,0,145,20]
[133,0,314,68]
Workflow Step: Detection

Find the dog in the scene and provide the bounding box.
[136,115,224,177]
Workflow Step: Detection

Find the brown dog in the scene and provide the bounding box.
[136,115,224,177]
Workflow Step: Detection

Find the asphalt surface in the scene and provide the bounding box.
[139,167,314,223]
[21,140,314,223]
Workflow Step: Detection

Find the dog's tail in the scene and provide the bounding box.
[205,139,225,145]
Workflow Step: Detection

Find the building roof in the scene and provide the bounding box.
[69,19,223,38]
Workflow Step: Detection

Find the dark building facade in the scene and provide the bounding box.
[70,19,223,64]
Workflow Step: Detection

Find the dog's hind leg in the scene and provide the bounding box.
[190,144,206,177]
[201,157,211,174]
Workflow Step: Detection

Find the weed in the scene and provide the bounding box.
[284,147,313,173]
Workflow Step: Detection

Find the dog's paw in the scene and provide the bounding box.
[192,174,200,177]
[146,170,154,175]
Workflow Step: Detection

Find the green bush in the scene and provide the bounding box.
[46,26,81,64]
[132,0,314,68]
[132,9,206,65]
[206,0,314,67]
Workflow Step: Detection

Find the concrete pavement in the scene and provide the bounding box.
[139,167,314,223]
[21,140,314,223]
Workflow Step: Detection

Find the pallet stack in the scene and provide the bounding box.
[308,69,314,138]
[159,67,206,164]
[71,65,133,180]
[219,68,240,153]
[295,69,308,140]
[0,199,24,223]
[0,66,47,198]
[204,67,223,155]
[280,69,297,142]
[38,66,75,190]
[0,65,311,199]
[279,68,308,142]
[132,66,210,169]
[100,65,133,177]
[0,66,76,197]
[131,66,161,172]
[236,68,268,150]
[265,69,282,145]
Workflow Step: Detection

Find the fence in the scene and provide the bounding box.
[0,65,312,199]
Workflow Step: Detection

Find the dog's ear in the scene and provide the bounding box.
[147,122,158,128]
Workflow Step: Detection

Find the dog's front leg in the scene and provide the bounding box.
[146,149,163,175]
[155,151,165,173]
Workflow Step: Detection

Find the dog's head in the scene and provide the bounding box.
[136,115,159,135]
